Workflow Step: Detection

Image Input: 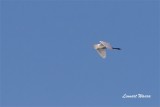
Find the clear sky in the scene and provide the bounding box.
[1,0,159,107]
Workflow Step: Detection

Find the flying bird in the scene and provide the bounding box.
[94,41,121,58]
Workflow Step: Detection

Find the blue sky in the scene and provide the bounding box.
[1,0,159,107]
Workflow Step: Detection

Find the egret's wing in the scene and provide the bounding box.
[100,41,112,50]
[96,49,106,58]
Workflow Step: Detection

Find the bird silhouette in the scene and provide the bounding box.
[94,41,121,58]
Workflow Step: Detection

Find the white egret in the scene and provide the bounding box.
[94,41,121,58]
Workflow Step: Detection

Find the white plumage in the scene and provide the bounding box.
[94,41,121,59]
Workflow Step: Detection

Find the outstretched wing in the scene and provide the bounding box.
[96,49,106,58]
[100,41,112,50]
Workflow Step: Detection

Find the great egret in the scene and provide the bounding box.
[94,41,121,58]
